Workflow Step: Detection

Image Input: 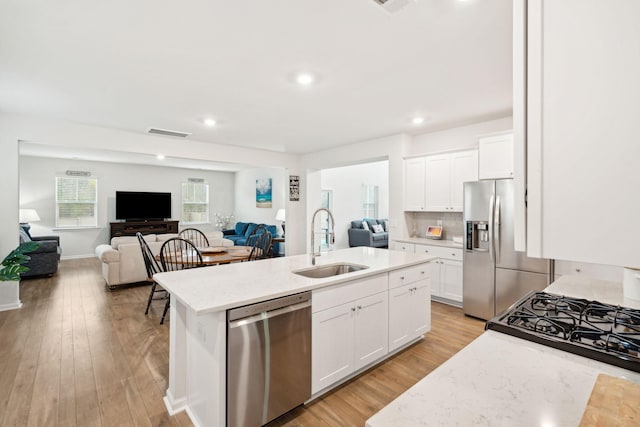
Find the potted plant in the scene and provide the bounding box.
[0,241,40,281]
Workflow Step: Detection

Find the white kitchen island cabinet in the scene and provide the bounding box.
[516,0,640,268]
[155,247,433,427]
[388,265,430,352]
[311,274,389,394]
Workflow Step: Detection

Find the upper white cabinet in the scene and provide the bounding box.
[478,132,514,180]
[404,150,478,212]
[404,157,427,211]
[519,0,640,267]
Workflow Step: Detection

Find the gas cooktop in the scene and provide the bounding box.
[486,291,640,373]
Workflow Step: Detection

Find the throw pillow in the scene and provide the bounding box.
[372,224,384,233]
[383,220,390,232]
[19,228,32,243]
[362,221,369,231]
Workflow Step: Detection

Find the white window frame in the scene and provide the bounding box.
[55,176,98,228]
[362,184,379,219]
[182,182,209,225]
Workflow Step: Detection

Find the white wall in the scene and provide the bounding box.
[302,134,410,251]
[321,161,389,249]
[410,116,513,155]
[20,156,235,258]
[234,167,286,235]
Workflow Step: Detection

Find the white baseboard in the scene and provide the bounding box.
[0,300,23,312]
[61,254,96,260]
[163,390,187,416]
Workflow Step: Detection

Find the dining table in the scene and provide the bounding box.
[156,245,252,266]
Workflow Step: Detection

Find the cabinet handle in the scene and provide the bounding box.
[420,271,425,275]
[451,253,456,256]
[351,307,356,312]
[400,276,405,280]
[424,250,429,253]
[357,305,362,310]
[575,268,581,273]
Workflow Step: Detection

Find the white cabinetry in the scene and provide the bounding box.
[404,158,426,211]
[312,274,388,394]
[415,244,463,305]
[388,264,430,351]
[391,241,415,252]
[478,132,514,180]
[554,260,624,283]
[404,150,478,212]
[518,1,640,267]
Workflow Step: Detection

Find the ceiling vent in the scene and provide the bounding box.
[146,127,192,138]
[373,0,415,13]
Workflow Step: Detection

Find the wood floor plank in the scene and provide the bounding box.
[2,257,482,427]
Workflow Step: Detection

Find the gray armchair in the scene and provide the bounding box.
[348,219,388,248]
[19,226,61,278]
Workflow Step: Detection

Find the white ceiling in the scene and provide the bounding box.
[0,0,513,156]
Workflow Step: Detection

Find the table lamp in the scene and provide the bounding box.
[19,209,40,234]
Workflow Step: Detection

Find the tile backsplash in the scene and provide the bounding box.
[406,212,464,241]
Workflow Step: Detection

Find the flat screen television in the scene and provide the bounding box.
[115,191,171,221]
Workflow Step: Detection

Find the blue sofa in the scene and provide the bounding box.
[223,222,279,254]
[348,219,389,248]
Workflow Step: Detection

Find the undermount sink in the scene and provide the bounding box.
[293,263,369,279]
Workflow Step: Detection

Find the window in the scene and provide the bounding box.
[182,182,209,224]
[55,176,98,227]
[362,184,378,218]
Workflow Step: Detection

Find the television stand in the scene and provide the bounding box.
[110,220,179,239]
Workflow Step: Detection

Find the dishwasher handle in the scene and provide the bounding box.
[228,300,310,328]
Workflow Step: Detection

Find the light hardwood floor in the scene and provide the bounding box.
[0,258,484,427]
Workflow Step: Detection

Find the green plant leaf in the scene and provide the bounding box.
[0,241,41,281]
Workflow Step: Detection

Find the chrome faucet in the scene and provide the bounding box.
[310,208,335,265]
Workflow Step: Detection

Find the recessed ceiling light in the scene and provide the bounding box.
[296,73,315,85]
[203,118,216,127]
[157,154,165,160]
[412,117,425,125]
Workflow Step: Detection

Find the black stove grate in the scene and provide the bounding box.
[486,291,640,373]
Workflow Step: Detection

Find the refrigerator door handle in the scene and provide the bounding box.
[489,194,495,263]
[494,195,501,264]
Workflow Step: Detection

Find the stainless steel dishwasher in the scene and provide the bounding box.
[227,291,311,427]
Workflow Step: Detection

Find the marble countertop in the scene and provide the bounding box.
[393,236,463,249]
[366,275,640,427]
[154,247,434,314]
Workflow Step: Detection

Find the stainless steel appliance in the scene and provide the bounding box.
[463,179,553,320]
[227,292,311,427]
[486,291,640,373]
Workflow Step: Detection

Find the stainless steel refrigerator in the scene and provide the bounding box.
[463,179,553,320]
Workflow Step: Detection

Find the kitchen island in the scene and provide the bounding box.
[154,247,433,426]
[366,276,640,426]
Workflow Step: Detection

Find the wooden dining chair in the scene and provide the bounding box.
[137,232,168,319]
[248,230,273,261]
[179,228,209,248]
[158,237,204,324]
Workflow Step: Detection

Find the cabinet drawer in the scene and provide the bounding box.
[391,241,415,253]
[414,244,462,261]
[312,274,388,313]
[389,263,429,290]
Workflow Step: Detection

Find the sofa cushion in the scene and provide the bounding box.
[244,223,258,237]
[156,233,179,243]
[96,244,119,263]
[362,221,369,231]
[372,224,384,233]
[234,222,249,236]
[111,234,158,250]
[351,220,364,229]
[365,219,379,230]
[372,232,388,242]
[382,219,389,232]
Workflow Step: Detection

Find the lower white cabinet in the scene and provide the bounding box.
[312,275,388,394]
[388,280,430,351]
[311,264,431,395]
[415,244,463,304]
